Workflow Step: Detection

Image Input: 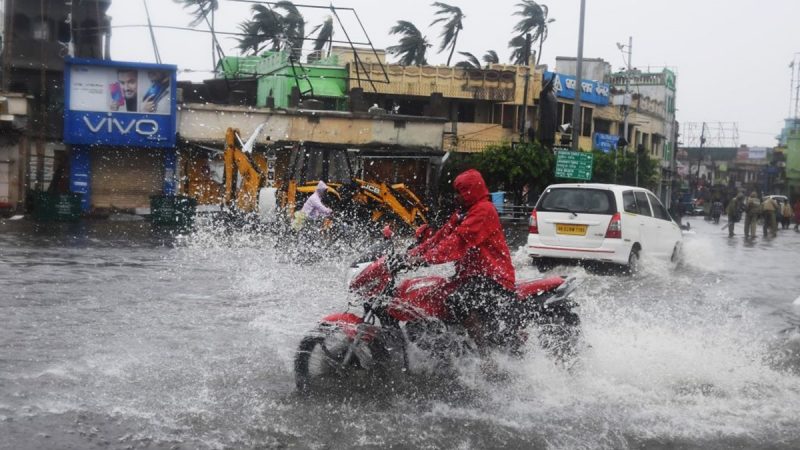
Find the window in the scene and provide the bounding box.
[537,188,617,215]
[622,191,637,214]
[594,119,612,134]
[648,193,670,220]
[581,107,593,137]
[634,191,652,216]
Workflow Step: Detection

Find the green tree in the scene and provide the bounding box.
[470,142,555,204]
[387,21,431,66]
[511,0,554,65]
[430,2,465,66]
[588,150,660,190]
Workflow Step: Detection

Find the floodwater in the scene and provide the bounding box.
[1,215,800,449]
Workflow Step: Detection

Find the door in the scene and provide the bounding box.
[647,192,681,256]
[632,190,656,254]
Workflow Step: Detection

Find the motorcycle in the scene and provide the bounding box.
[294,240,582,392]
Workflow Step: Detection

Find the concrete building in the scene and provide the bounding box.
[0,0,110,212]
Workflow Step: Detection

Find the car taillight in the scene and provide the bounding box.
[529,209,539,234]
[605,212,622,238]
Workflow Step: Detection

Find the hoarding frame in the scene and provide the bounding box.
[63,58,178,148]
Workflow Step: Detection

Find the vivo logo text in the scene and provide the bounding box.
[82,113,160,136]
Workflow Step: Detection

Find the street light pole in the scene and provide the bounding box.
[570,0,586,151]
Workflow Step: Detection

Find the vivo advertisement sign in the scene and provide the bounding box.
[64,58,177,148]
[544,72,610,106]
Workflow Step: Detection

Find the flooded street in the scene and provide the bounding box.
[2,217,800,449]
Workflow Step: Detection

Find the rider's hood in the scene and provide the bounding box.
[453,169,489,208]
[316,180,328,194]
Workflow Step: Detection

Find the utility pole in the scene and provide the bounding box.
[570,0,586,151]
[519,33,532,144]
[622,37,632,144]
[694,122,706,195]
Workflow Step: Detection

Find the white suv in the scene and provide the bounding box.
[526,183,682,271]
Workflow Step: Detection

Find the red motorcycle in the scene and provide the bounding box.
[294,245,581,392]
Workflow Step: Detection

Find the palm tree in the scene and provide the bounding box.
[309,16,334,55]
[512,0,554,65]
[508,35,533,65]
[174,0,218,27]
[482,50,499,66]
[237,1,305,58]
[237,5,284,54]
[387,21,431,66]
[455,50,499,69]
[430,2,465,66]
[274,0,305,59]
[455,51,481,69]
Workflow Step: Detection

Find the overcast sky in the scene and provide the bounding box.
[107,0,800,147]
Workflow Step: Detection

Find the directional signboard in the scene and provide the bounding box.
[555,150,593,181]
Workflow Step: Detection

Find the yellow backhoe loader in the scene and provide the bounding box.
[220,127,428,230]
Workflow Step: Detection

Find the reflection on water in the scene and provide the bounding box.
[1,217,800,449]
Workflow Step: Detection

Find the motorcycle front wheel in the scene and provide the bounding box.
[294,325,391,393]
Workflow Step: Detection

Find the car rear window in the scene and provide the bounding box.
[537,188,617,215]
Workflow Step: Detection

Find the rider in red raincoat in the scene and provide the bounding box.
[407,169,516,346]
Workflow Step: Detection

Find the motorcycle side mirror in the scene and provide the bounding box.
[382,225,394,240]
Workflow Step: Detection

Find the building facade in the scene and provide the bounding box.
[0,0,110,212]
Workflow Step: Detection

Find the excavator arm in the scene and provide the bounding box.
[222,127,266,213]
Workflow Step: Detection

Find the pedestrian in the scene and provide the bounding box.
[761,196,778,237]
[781,200,792,230]
[726,193,744,237]
[794,199,800,231]
[744,192,761,238]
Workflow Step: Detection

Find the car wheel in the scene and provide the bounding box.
[670,244,680,263]
[532,257,551,273]
[626,248,640,274]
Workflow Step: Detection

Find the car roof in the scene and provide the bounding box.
[543,183,653,193]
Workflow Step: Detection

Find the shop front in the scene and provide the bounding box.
[63,58,178,213]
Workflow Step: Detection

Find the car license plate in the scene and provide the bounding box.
[556,224,587,235]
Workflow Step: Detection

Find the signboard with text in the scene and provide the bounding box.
[555,150,594,181]
[64,58,177,148]
[593,133,620,153]
[544,72,610,106]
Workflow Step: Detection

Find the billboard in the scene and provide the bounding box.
[64,58,177,148]
[543,72,610,106]
[748,147,767,160]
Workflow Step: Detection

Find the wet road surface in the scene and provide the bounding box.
[1,216,800,449]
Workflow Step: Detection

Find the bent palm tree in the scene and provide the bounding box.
[456,50,499,69]
[174,0,218,27]
[455,51,481,69]
[512,0,554,65]
[508,35,533,65]
[309,16,334,54]
[236,1,306,58]
[482,50,499,66]
[237,5,284,54]
[387,21,431,66]
[274,0,305,59]
[430,2,465,66]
